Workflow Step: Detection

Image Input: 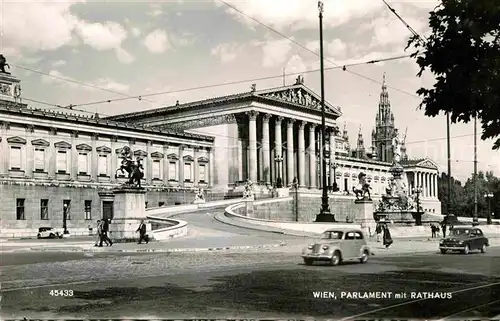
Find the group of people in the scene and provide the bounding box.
[94,219,149,246]
[94,219,113,247]
[375,221,393,248]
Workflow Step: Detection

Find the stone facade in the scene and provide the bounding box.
[0,74,216,237]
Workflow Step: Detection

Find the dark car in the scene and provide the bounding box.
[439,226,489,254]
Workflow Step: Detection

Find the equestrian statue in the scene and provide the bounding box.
[114,146,144,187]
[352,172,372,201]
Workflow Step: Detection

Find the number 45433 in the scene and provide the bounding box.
[49,290,73,297]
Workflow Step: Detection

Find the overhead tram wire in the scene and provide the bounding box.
[218,0,419,99]
[380,0,427,45]
[13,64,158,106]
[63,54,412,109]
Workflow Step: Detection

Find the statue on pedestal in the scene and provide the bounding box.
[114,146,144,188]
[392,129,402,164]
[352,172,372,201]
[0,54,11,74]
[194,188,205,201]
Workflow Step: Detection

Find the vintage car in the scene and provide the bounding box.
[37,227,64,239]
[301,228,371,266]
[439,226,489,254]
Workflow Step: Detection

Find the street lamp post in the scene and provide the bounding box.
[63,203,69,234]
[412,186,423,226]
[484,192,493,225]
[315,0,335,222]
[331,162,339,192]
[274,155,283,188]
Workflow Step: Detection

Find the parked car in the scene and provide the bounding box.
[439,226,489,254]
[301,228,371,266]
[37,227,64,239]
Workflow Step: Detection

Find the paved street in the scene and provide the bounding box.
[1,245,499,320]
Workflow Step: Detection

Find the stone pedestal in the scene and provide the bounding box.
[109,187,150,242]
[193,198,206,204]
[353,199,376,236]
[244,199,254,217]
[276,188,290,197]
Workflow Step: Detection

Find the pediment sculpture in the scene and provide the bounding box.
[261,88,322,110]
[420,160,436,168]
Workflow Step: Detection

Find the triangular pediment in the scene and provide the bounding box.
[151,151,164,158]
[198,156,209,163]
[133,149,147,157]
[32,138,49,147]
[96,146,111,153]
[76,143,92,151]
[167,153,179,160]
[255,84,341,116]
[183,155,194,162]
[54,141,71,149]
[416,158,439,170]
[7,136,26,144]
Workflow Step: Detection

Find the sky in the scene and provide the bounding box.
[1,0,498,183]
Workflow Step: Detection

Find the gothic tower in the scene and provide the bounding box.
[373,73,396,163]
[355,126,366,159]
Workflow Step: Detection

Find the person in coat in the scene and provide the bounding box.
[382,224,393,249]
[375,223,382,242]
[136,219,149,244]
[99,219,113,247]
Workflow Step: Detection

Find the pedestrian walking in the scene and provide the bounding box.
[375,223,382,242]
[441,220,447,238]
[431,224,437,238]
[136,219,149,244]
[94,220,101,246]
[382,224,393,249]
[99,219,113,247]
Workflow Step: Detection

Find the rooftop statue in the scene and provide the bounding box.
[0,54,11,74]
[114,146,144,188]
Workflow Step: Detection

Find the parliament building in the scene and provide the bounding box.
[0,71,441,237]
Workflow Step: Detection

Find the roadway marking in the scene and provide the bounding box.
[339,281,500,321]
[436,299,500,320]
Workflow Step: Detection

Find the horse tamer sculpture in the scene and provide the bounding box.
[352,172,372,201]
[114,146,144,187]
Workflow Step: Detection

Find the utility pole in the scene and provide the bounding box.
[474,116,478,220]
[282,68,285,86]
[315,0,335,222]
[446,112,452,217]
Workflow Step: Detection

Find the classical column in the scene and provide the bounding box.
[274,116,283,182]
[194,148,199,185]
[262,114,271,185]
[25,125,34,178]
[298,121,306,188]
[433,174,438,198]
[424,172,429,197]
[247,110,258,182]
[178,145,184,186]
[208,147,215,187]
[163,143,169,185]
[308,124,317,189]
[110,136,117,183]
[70,130,78,180]
[49,127,58,178]
[0,122,9,175]
[286,119,295,184]
[90,133,98,180]
[329,128,335,188]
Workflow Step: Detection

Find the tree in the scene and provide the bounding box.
[454,170,500,218]
[437,173,466,214]
[406,0,500,149]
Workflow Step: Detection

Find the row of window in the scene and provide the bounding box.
[10,146,207,181]
[16,199,92,221]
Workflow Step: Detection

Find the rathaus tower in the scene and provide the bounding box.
[373,73,400,163]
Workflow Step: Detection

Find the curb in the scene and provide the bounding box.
[2,242,288,253]
[213,213,314,238]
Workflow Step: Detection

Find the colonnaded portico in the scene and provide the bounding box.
[108,75,442,213]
